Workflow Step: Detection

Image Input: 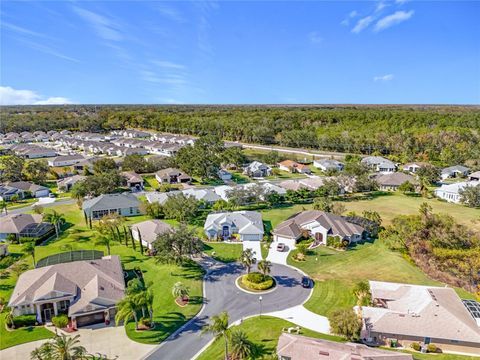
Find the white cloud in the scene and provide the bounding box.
[308,31,323,44]
[352,16,374,33]
[73,7,123,41]
[341,10,358,26]
[395,0,409,4]
[151,60,186,70]
[154,3,186,23]
[2,22,48,39]
[374,10,414,32]
[375,1,388,12]
[0,86,73,105]
[373,74,394,82]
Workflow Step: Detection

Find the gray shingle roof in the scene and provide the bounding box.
[82,193,141,212]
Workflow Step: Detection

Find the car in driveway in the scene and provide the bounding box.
[301,276,312,288]
[276,243,286,252]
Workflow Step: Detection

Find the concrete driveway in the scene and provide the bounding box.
[0,324,156,360]
[242,240,262,260]
[144,258,311,360]
[266,245,291,265]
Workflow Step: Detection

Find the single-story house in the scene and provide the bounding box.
[375,172,418,191]
[121,171,144,190]
[57,175,86,192]
[361,156,396,174]
[82,193,141,219]
[0,213,54,240]
[155,168,192,184]
[313,159,344,172]
[278,160,311,174]
[359,281,480,356]
[0,185,25,201]
[272,210,364,249]
[48,154,85,167]
[217,169,232,181]
[434,181,480,204]
[73,158,96,173]
[469,171,480,181]
[402,162,429,174]
[279,177,326,192]
[276,333,413,360]
[243,161,272,178]
[6,181,50,198]
[441,165,470,180]
[204,211,264,241]
[130,220,172,250]
[8,255,125,328]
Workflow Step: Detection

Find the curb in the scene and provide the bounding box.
[234,275,278,295]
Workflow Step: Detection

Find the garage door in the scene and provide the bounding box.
[35,190,50,198]
[76,312,105,327]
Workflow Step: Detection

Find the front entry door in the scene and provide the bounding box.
[43,308,53,321]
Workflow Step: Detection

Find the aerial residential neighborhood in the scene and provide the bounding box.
[1,1,479,360]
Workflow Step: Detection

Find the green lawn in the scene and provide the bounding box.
[0,313,55,350]
[143,175,160,191]
[197,316,476,360]
[0,203,204,348]
[288,240,475,318]
[196,316,344,360]
[260,192,480,233]
[203,242,243,263]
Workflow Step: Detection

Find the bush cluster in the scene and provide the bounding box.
[410,342,421,351]
[242,273,274,290]
[52,314,69,329]
[426,344,438,353]
[12,314,37,328]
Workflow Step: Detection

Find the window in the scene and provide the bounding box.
[130,207,134,214]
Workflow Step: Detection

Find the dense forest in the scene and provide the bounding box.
[1,104,479,165]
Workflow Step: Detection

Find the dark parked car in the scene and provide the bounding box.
[301,276,312,288]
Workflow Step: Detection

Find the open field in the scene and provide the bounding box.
[0,203,203,349]
[260,192,480,232]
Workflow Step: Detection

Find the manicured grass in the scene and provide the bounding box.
[6,197,37,209]
[196,316,344,360]
[230,172,250,184]
[0,313,54,350]
[0,203,204,348]
[203,242,243,263]
[260,192,480,232]
[288,240,476,318]
[143,175,160,191]
[341,192,480,232]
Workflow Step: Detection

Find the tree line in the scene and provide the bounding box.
[1,104,479,166]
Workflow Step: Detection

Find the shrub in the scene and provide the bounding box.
[410,342,421,351]
[52,314,69,329]
[242,273,274,290]
[0,255,16,269]
[13,314,37,328]
[426,344,438,353]
[245,272,265,284]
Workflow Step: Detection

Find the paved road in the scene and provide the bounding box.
[0,198,75,217]
[144,258,311,360]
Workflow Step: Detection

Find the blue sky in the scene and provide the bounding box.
[1,1,479,104]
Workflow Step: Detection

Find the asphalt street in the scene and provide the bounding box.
[144,258,311,360]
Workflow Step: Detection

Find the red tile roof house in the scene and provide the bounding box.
[8,255,125,328]
[272,210,364,250]
[277,160,312,174]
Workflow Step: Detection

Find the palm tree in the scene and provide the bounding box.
[257,260,272,279]
[143,288,155,324]
[229,329,253,360]
[95,234,115,256]
[50,334,87,360]
[202,311,230,360]
[23,241,36,267]
[115,296,140,330]
[238,248,256,274]
[44,210,65,239]
[31,334,86,360]
[353,280,371,307]
[172,282,189,301]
